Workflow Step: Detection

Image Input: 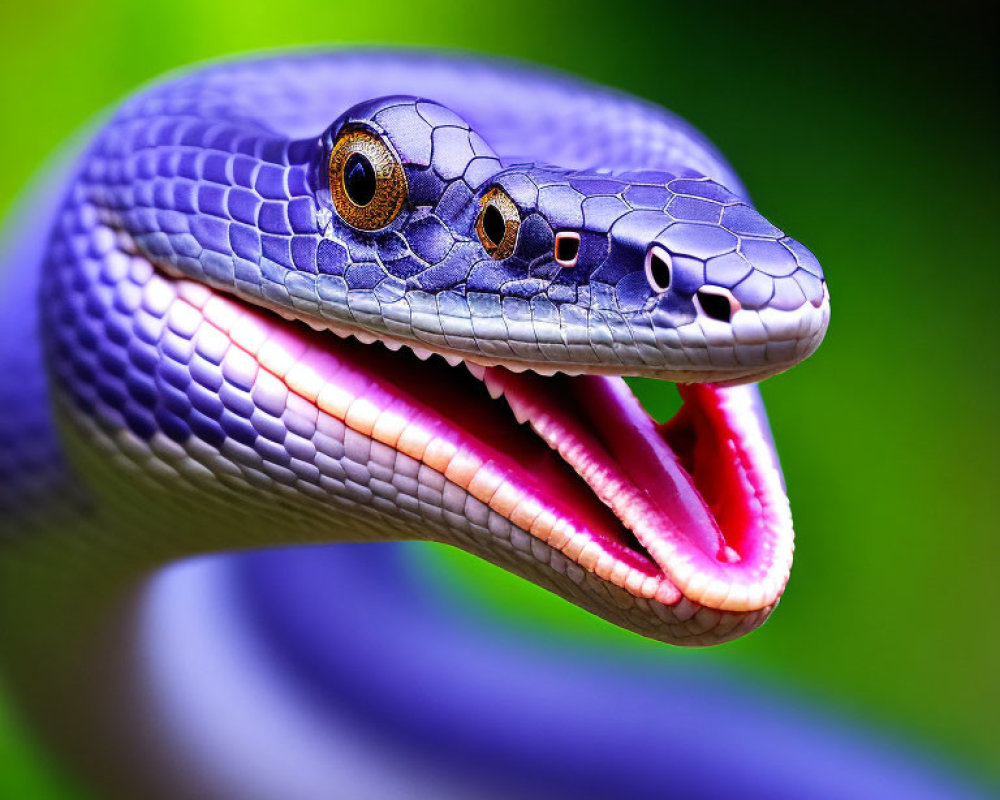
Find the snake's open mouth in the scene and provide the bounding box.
[185,279,793,629]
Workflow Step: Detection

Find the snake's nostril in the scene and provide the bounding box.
[645,245,672,293]
[696,286,740,323]
[554,232,580,267]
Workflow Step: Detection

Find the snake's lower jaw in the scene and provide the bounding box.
[223,292,796,645]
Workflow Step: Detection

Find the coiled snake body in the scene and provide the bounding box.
[0,50,852,799]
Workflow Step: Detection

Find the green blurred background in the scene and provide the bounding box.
[1,1,997,797]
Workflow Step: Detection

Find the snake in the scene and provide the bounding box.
[0,49,853,798]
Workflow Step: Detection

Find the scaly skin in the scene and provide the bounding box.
[0,51,832,798]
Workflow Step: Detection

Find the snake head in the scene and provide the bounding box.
[311,95,829,383]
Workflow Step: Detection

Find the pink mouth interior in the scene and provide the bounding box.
[291,329,790,611]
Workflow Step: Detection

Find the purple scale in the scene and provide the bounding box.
[250,410,288,445]
[250,383,288,419]
[220,351,257,392]
[739,238,798,278]
[374,105,433,166]
[771,277,807,312]
[156,208,189,234]
[383,254,426,280]
[406,216,453,263]
[516,214,555,261]
[415,100,466,130]
[546,282,577,305]
[152,181,173,210]
[261,234,292,268]
[196,184,228,218]
[705,252,753,288]
[254,436,293,467]
[287,197,315,234]
[171,181,198,214]
[177,151,201,180]
[289,236,318,273]
[231,155,259,188]
[124,372,158,408]
[202,251,236,282]
[188,381,226,419]
[733,270,775,310]
[783,238,824,278]
[188,409,227,448]
[433,180,474,226]
[498,172,538,206]
[664,222,739,261]
[415,254,473,292]
[722,204,783,238]
[255,164,288,199]
[171,233,202,259]
[793,268,824,306]
[227,188,260,225]
[345,262,387,290]
[218,408,258,447]
[615,271,653,312]
[94,374,128,412]
[582,195,629,231]
[377,233,409,262]
[95,340,128,378]
[229,224,262,263]
[431,127,476,181]
[219,383,256,418]
[463,157,501,189]
[202,153,231,185]
[286,165,309,197]
[538,185,585,229]
[258,202,290,235]
[668,179,741,204]
[406,167,446,206]
[191,215,230,253]
[316,239,348,276]
[623,185,670,211]
[126,339,160,374]
[153,406,191,443]
[260,258,288,285]
[501,281,547,302]
[232,259,261,288]
[668,196,723,224]
[122,405,157,439]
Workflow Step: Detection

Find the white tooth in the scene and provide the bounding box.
[444,353,463,367]
[465,362,486,380]
[485,380,504,400]
[410,345,433,361]
[383,339,402,351]
[511,401,530,425]
[354,331,376,344]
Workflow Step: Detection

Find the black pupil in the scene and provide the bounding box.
[483,204,506,246]
[344,153,376,207]
[649,252,671,290]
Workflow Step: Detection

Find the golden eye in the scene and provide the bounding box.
[328,126,407,231]
[476,187,520,260]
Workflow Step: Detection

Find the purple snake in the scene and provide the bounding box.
[2,50,975,800]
